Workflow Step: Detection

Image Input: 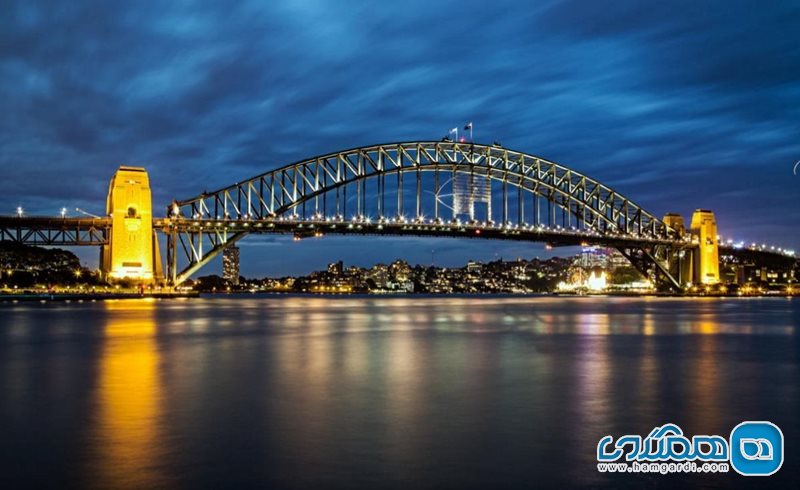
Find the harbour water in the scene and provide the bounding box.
[0,295,797,488]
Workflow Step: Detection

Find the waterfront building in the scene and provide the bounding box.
[222,246,240,285]
[328,261,344,276]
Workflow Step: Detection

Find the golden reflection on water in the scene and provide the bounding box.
[695,316,722,335]
[384,327,427,457]
[688,334,722,430]
[88,299,166,489]
[65,295,794,487]
[642,311,655,336]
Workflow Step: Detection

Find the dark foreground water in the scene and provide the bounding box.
[0,295,798,489]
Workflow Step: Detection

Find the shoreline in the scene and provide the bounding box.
[1,290,795,303]
[0,291,199,303]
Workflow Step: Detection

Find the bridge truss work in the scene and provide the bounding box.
[1,141,794,290]
[0,216,109,246]
[166,141,691,288]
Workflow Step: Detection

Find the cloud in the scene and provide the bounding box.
[1,0,798,275]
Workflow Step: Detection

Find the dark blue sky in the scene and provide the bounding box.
[1,1,799,276]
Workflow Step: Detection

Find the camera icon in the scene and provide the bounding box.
[730,421,783,476]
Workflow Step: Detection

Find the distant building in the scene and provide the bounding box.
[389,260,411,283]
[223,246,240,285]
[466,260,483,274]
[328,260,344,276]
[367,263,389,288]
[578,247,629,270]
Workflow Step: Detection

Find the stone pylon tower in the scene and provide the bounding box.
[100,166,162,283]
[689,209,720,285]
[663,210,720,287]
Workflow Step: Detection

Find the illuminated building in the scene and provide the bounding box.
[389,259,411,282]
[586,270,607,291]
[367,263,389,288]
[328,260,344,276]
[466,260,483,273]
[222,246,240,285]
[100,167,162,283]
[557,268,608,293]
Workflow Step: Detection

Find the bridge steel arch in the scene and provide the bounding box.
[166,141,684,287]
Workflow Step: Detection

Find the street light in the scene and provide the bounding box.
[61,207,67,218]
[16,206,23,217]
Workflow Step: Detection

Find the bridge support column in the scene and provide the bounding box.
[166,226,178,286]
[662,210,720,289]
[100,166,157,284]
[152,230,164,283]
[663,213,692,286]
[688,209,720,285]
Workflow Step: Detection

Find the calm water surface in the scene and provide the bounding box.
[0,295,798,489]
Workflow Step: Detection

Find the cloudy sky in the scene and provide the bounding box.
[1,0,798,276]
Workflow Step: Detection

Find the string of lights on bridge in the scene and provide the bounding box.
[11,198,798,261]
[173,208,796,258]
[717,235,795,257]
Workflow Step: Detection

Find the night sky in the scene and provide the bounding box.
[1,1,799,277]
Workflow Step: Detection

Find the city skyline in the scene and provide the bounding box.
[1,1,799,276]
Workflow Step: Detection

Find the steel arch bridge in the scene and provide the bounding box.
[164,141,690,288]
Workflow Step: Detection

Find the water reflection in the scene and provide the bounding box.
[87,299,167,488]
[688,334,722,430]
[0,296,796,488]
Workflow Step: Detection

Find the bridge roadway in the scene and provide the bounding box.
[3,214,794,266]
[0,216,110,245]
[161,216,688,250]
[0,214,690,248]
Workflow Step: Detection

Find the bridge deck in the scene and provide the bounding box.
[0,216,793,269]
[158,217,689,249]
[0,216,111,245]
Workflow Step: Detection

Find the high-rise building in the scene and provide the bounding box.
[367,263,389,288]
[328,260,344,276]
[223,246,240,285]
